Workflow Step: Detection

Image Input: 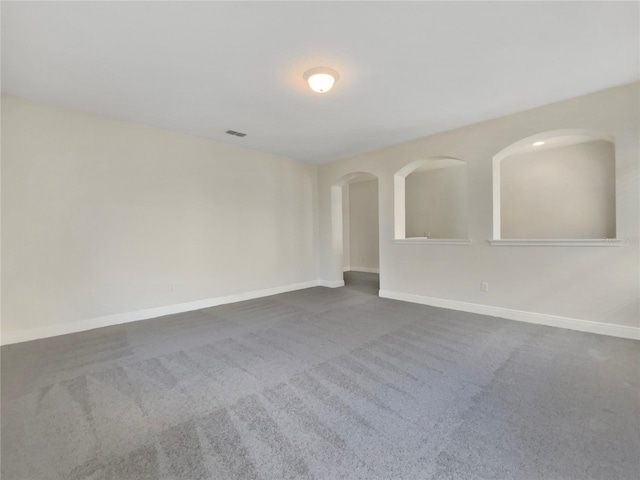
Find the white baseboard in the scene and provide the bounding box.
[379,289,640,340]
[318,279,345,288]
[11,281,632,346]
[1,280,322,346]
[347,266,380,274]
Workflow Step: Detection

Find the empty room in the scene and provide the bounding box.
[1,1,639,479]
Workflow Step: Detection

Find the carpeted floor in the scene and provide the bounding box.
[2,272,639,479]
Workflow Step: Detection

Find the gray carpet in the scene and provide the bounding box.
[2,272,639,480]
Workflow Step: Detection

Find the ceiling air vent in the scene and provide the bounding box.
[226,130,247,138]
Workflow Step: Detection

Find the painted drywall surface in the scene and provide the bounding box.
[501,140,615,239]
[1,94,318,335]
[405,166,468,238]
[318,83,639,329]
[348,179,379,270]
[342,184,350,270]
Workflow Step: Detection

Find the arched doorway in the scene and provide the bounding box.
[329,172,380,291]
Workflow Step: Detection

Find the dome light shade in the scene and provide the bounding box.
[304,67,339,93]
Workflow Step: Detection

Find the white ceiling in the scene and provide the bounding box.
[2,1,638,164]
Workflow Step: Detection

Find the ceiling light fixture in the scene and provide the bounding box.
[533,141,545,146]
[303,67,339,93]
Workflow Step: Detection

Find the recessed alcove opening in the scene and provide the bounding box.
[492,129,617,244]
[394,157,470,244]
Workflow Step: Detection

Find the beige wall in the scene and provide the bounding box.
[501,140,615,239]
[1,94,318,337]
[341,184,350,270]
[3,83,638,341]
[405,166,468,239]
[348,180,379,271]
[318,83,639,330]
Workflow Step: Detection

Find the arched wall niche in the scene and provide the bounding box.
[492,129,617,242]
[329,172,379,285]
[394,156,470,243]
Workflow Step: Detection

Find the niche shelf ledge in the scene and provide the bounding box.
[394,238,472,245]
[488,239,621,247]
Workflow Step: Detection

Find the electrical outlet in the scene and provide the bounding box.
[481,282,489,292]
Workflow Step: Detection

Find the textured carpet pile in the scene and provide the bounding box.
[2,272,638,479]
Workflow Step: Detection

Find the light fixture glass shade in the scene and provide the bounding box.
[307,73,335,93]
[304,67,339,93]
